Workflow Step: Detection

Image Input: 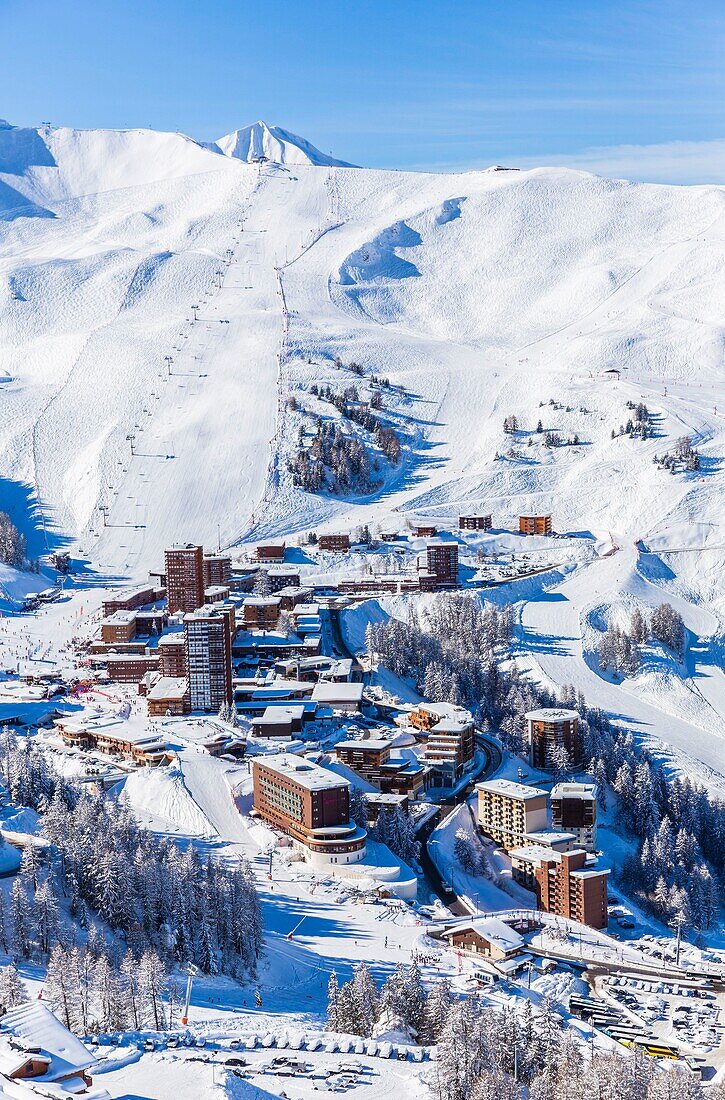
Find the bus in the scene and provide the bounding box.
[619,1039,679,1060]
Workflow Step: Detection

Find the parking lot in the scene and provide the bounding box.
[591,971,725,1078]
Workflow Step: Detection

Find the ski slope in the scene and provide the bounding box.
[1,119,724,786]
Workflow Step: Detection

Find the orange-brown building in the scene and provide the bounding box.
[147,676,190,717]
[414,524,437,538]
[105,653,160,683]
[252,755,367,865]
[102,585,159,616]
[165,544,205,614]
[528,847,609,929]
[242,596,281,629]
[202,553,232,587]
[157,632,186,677]
[519,514,553,536]
[526,707,582,770]
[101,610,137,645]
[255,541,286,563]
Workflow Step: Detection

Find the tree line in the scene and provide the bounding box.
[0,730,263,986]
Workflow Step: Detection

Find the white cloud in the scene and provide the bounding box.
[513,138,725,186]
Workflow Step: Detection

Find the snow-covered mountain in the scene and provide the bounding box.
[213,120,354,166]
[1,118,724,788]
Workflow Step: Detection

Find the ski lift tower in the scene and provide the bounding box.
[181,963,200,1026]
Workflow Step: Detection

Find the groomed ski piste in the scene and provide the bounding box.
[0,119,724,1096]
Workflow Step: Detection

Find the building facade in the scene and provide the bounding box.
[202,553,232,588]
[476,778,548,850]
[183,607,233,712]
[519,515,553,536]
[550,782,598,852]
[533,848,609,930]
[526,707,582,770]
[165,545,205,614]
[459,515,492,531]
[252,755,367,866]
[318,534,350,552]
[425,540,459,587]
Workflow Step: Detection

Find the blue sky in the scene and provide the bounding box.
[2,0,724,181]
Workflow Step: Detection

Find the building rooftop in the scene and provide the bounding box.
[311,683,364,704]
[254,705,306,724]
[147,676,188,702]
[336,738,392,752]
[102,609,137,625]
[0,1001,95,1083]
[255,754,350,792]
[417,701,472,722]
[445,917,524,954]
[525,707,580,722]
[524,829,578,846]
[477,778,547,801]
[243,597,282,608]
[550,782,597,799]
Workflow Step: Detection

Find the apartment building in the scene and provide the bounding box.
[242,597,281,629]
[183,606,233,712]
[255,541,286,563]
[157,632,187,677]
[102,584,159,616]
[476,778,548,850]
[519,514,553,536]
[526,707,582,770]
[318,533,350,552]
[147,676,190,717]
[459,515,492,531]
[165,544,205,614]
[101,610,137,645]
[202,553,232,588]
[252,755,367,866]
[425,540,459,587]
[513,846,608,929]
[267,566,302,593]
[550,782,598,852]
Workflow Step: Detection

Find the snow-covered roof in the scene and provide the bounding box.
[253,705,305,723]
[255,754,349,792]
[550,781,597,800]
[0,1002,95,1082]
[336,738,391,751]
[524,707,579,722]
[311,683,364,704]
[477,778,546,801]
[147,676,188,701]
[524,829,577,846]
[444,917,524,954]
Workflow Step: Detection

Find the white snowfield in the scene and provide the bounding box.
[1,118,725,786]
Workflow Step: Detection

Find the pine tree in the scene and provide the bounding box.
[10,879,32,958]
[0,963,27,1012]
[137,949,167,1030]
[351,962,378,1038]
[421,977,452,1043]
[326,971,340,1031]
[93,955,125,1032]
[45,944,80,1031]
[34,879,60,954]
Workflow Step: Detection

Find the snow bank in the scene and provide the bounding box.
[121,765,216,839]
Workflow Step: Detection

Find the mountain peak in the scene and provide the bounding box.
[213,121,354,167]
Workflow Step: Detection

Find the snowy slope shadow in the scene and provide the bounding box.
[333,197,465,324]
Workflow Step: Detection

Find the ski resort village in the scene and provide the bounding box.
[0,112,723,1100]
